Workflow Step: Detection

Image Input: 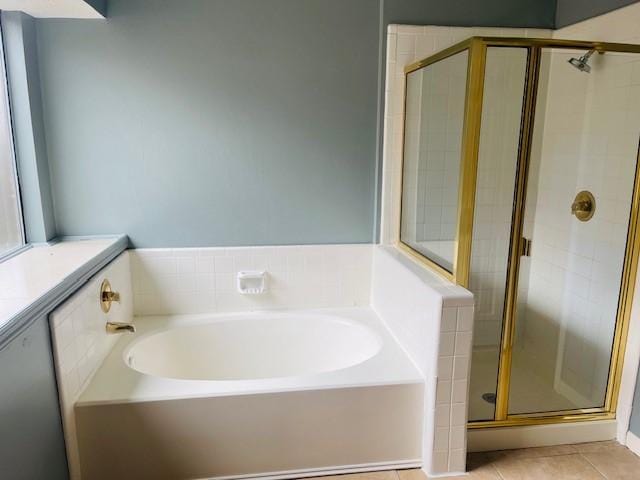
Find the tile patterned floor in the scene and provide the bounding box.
[311,441,640,479]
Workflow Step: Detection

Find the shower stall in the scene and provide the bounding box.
[399,37,640,427]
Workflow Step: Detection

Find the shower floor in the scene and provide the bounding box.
[469,347,579,421]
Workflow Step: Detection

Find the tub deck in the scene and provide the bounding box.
[78,307,423,405]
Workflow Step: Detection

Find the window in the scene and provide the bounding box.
[0,29,23,259]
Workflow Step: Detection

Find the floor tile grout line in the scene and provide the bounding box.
[485,451,607,480]
[317,442,638,479]
[492,463,506,480]
[578,452,609,479]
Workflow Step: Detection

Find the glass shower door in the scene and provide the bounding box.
[508,48,640,415]
[468,46,529,422]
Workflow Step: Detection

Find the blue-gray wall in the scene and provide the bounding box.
[84,0,107,16]
[36,0,380,248]
[0,316,69,480]
[630,372,640,436]
[556,0,640,27]
[384,0,556,27]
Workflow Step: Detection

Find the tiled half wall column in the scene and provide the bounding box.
[372,246,474,476]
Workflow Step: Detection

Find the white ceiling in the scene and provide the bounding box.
[0,0,104,19]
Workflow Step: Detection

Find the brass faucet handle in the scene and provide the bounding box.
[100,279,121,313]
[571,200,591,214]
[103,290,121,302]
[571,191,595,221]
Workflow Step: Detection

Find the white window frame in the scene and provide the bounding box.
[0,18,25,262]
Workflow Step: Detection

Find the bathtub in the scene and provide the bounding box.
[75,308,424,480]
[126,314,383,381]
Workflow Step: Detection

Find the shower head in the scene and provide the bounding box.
[568,49,596,73]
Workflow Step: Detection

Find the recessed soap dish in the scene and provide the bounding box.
[237,271,267,295]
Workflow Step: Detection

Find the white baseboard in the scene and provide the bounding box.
[468,420,616,452]
[200,460,422,480]
[626,431,640,456]
[426,470,465,478]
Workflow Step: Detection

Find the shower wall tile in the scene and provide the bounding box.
[380,25,552,247]
[371,246,473,477]
[516,6,640,412]
[130,244,372,316]
[49,252,133,480]
[380,25,552,368]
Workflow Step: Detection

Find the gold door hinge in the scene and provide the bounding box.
[520,237,532,257]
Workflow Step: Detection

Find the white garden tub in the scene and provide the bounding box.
[126,314,382,381]
[75,308,424,480]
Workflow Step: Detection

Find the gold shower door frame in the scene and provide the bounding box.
[400,37,640,428]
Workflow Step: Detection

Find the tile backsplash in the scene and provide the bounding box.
[50,252,133,480]
[130,244,373,315]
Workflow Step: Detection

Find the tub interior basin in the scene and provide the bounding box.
[125,315,382,381]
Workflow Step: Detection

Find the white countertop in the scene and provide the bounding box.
[0,237,127,337]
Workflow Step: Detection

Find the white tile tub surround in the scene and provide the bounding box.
[46,243,470,477]
[372,246,473,476]
[130,244,372,315]
[49,252,133,480]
